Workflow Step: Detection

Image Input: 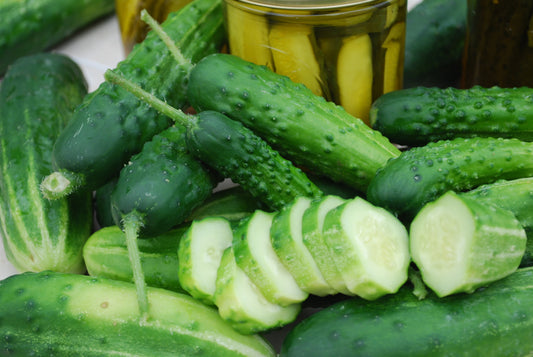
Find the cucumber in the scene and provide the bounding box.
[83,226,187,293]
[214,246,301,335]
[232,210,309,306]
[186,53,401,192]
[280,267,533,357]
[322,197,410,300]
[270,197,336,297]
[94,177,118,228]
[403,0,467,88]
[178,216,234,305]
[410,191,527,297]
[0,53,92,274]
[0,271,276,356]
[366,137,533,221]
[370,86,533,146]
[40,0,225,199]
[0,0,115,76]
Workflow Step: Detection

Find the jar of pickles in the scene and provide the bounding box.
[224,0,406,125]
[115,0,194,54]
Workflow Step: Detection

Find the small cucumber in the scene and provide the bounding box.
[232,210,309,306]
[366,137,533,221]
[0,53,92,274]
[83,226,187,293]
[322,197,410,300]
[370,85,533,146]
[0,271,276,356]
[270,197,336,297]
[410,191,527,297]
[214,246,301,335]
[94,177,118,228]
[178,216,234,305]
[186,53,401,192]
[280,267,533,357]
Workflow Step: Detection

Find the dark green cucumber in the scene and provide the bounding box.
[0,0,115,76]
[370,86,533,146]
[0,53,92,274]
[460,177,533,267]
[94,177,118,228]
[0,271,276,356]
[186,53,401,192]
[403,0,467,88]
[40,0,225,199]
[366,137,533,221]
[105,70,324,211]
[280,267,533,357]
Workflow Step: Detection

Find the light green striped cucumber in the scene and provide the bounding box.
[0,53,92,274]
[410,191,527,297]
[0,271,276,356]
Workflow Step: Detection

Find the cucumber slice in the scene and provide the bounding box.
[270,197,335,296]
[301,195,352,295]
[233,210,309,306]
[214,247,301,335]
[178,217,233,305]
[410,191,527,297]
[322,197,410,300]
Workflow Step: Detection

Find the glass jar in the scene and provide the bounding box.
[224,0,407,125]
[461,0,533,88]
[115,0,193,54]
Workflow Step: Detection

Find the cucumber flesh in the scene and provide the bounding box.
[322,197,410,300]
[270,197,336,297]
[214,247,301,335]
[233,210,309,306]
[178,217,233,305]
[410,191,527,297]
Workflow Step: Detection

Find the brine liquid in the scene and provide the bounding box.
[224,0,407,125]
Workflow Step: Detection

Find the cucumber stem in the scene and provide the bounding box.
[105,69,193,128]
[122,211,150,320]
[40,170,85,200]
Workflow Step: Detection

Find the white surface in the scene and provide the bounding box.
[0,0,423,280]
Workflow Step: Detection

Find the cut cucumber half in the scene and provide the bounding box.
[410,191,527,297]
[178,217,233,305]
[271,196,335,296]
[214,247,301,335]
[233,210,309,306]
[322,197,410,300]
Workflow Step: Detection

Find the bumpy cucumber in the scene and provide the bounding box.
[40,0,225,198]
[94,177,118,228]
[0,53,92,274]
[0,271,276,356]
[370,86,533,146]
[186,53,401,192]
[410,191,527,297]
[0,0,115,76]
[366,137,533,221]
[281,267,533,357]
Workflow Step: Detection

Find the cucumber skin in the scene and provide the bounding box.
[51,0,225,191]
[0,271,276,357]
[0,0,115,76]
[280,267,533,357]
[0,53,92,273]
[187,53,401,192]
[370,86,533,146]
[366,137,533,221]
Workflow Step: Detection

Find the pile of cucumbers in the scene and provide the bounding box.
[0,0,532,355]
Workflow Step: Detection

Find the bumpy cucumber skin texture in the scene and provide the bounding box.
[366,137,533,221]
[0,0,115,76]
[0,271,276,356]
[185,110,323,211]
[280,267,533,357]
[403,0,466,88]
[110,125,215,237]
[51,0,225,190]
[370,86,533,146]
[0,53,92,273]
[187,53,400,192]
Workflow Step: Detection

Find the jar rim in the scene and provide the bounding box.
[226,0,394,10]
